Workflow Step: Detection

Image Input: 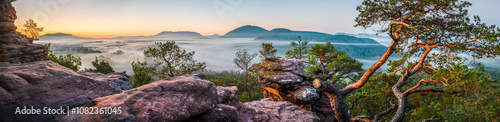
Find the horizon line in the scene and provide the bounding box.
[24,26,375,39]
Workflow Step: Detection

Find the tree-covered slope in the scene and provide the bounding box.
[274,43,387,59]
[254,28,387,58]
[255,28,331,41]
[154,31,209,39]
[318,35,380,44]
[39,33,90,40]
[223,25,269,38]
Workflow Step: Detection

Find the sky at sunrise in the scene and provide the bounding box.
[13,0,500,38]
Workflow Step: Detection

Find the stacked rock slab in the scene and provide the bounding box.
[0,61,134,121]
[57,75,320,122]
[0,0,48,63]
[250,56,336,121]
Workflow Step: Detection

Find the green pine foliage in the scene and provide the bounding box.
[204,70,264,102]
[234,49,258,102]
[306,42,363,83]
[259,42,277,58]
[22,19,43,41]
[132,41,206,78]
[45,43,82,72]
[285,36,309,59]
[131,71,153,88]
[347,65,500,121]
[351,0,500,121]
[275,43,388,59]
[345,73,397,120]
[84,56,115,74]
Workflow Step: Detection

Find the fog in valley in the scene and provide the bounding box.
[35,35,499,75]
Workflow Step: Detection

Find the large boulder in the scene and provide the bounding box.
[58,74,320,122]
[0,61,133,121]
[3,43,48,63]
[250,57,336,121]
[80,72,133,93]
[0,0,48,63]
[244,98,321,122]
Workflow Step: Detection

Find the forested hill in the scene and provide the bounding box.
[222,25,269,38]
[254,28,383,44]
[274,43,388,59]
[319,35,380,44]
[39,33,90,40]
[255,28,331,41]
[252,28,388,59]
[154,31,209,39]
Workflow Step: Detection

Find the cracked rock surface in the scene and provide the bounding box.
[58,75,320,122]
[0,61,133,122]
[250,57,321,108]
[250,57,336,122]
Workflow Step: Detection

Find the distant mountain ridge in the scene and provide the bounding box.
[335,33,393,47]
[319,35,379,44]
[39,33,89,40]
[254,28,381,44]
[42,33,76,37]
[111,31,209,39]
[154,31,208,39]
[255,28,332,41]
[222,25,268,38]
[37,26,388,46]
[36,26,391,59]
[251,28,389,58]
[206,34,221,38]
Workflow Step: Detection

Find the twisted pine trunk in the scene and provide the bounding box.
[313,79,352,122]
[390,70,411,122]
[324,92,351,122]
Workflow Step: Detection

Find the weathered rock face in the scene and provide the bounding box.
[0,0,48,63]
[80,72,133,93]
[250,57,318,107]
[245,98,321,122]
[0,31,32,45]
[0,0,24,43]
[0,61,133,122]
[58,75,320,122]
[3,43,48,63]
[0,0,17,32]
[250,57,336,121]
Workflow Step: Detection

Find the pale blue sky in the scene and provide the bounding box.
[13,0,500,38]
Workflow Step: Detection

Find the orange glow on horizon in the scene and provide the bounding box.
[72,34,123,39]
[15,23,226,39]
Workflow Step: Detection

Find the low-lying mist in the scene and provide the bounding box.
[35,36,499,75]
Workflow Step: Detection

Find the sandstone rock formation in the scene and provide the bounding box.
[0,61,133,121]
[250,57,336,121]
[2,43,49,63]
[0,0,16,32]
[80,72,133,93]
[58,74,320,122]
[0,0,48,63]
